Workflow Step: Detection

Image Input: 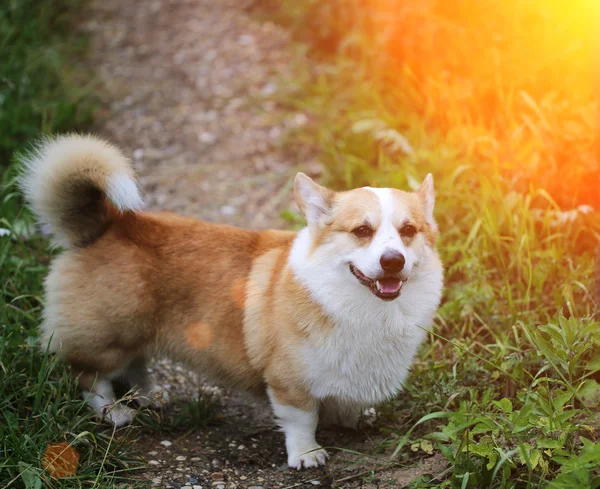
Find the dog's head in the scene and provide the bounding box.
[293,173,438,301]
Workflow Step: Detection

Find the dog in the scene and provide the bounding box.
[20,134,443,469]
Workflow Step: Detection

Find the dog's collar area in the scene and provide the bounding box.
[348,264,407,301]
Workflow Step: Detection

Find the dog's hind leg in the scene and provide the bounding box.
[79,373,135,427]
[123,357,169,409]
[320,398,361,430]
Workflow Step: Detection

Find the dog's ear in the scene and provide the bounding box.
[417,173,435,223]
[294,173,334,227]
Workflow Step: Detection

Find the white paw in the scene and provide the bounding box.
[102,404,135,427]
[288,447,329,470]
[137,386,170,409]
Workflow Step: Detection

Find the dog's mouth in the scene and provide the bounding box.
[349,264,408,301]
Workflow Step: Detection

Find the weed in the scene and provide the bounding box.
[0,1,139,487]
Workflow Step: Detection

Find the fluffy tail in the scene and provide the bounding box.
[19,134,143,248]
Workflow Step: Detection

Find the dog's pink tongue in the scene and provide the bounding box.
[379,277,401,294]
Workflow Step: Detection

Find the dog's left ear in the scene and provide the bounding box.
[294,173,335,227]
[417,173,435,223]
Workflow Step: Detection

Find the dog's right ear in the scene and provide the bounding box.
[294,173,334,227]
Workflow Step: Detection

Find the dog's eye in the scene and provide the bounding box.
[400,224,417,238]
[352,225,374,238]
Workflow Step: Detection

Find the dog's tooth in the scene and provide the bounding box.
[376,280,381,291]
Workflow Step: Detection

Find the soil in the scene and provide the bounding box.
[85,0,446,487]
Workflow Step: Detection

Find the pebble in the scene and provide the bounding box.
[237,445,245,450]
[199,132,217,144]
[220,205,236,216]
[310,481,321,486]
[210,473,224,481]
[160,440,173,447]
[176,456,187,461]
[189,478,199,484]
[152,478,162,486]
[193,486,202,489]
[239,476,247,481]
[148,460,161,466]
[238,34,254,45]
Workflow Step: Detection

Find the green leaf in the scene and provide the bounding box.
[18,462,42,489]
[537,438,563,449]
[493,398,513,413]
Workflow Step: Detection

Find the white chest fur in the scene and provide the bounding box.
[301,311,427,406]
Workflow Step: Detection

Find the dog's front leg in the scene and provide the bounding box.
[267,386,328,469]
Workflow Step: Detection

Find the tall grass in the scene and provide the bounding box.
[266,0,600,487]
[0,1,141,487]
[271,0,599,209]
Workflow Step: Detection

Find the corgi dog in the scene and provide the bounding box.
[20,135,443,469]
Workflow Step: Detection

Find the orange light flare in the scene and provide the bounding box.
[364,0,600,208]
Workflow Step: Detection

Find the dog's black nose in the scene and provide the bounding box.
[380,250,405,273]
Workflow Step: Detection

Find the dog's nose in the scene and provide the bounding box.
[380,250,405,273]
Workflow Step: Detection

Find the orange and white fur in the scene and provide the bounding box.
[20,135,443,469]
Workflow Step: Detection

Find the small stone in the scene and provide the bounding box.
[199,132,216,144]
[148,460,160,466]
[210,472,224,481]
[294,113,309,126]
[220,205,236,216]
[189,478,199,484]
[310,481,321,486]
[193,486,203,489]
[239,476,247,481]
[160,440,173,447]
[237,444,245,450]
[261,83,276,95]
[152,478,162,486]
[149,451,158,456]
[176,456,187,461]
[238,34,254,45]
[257,478,265,483]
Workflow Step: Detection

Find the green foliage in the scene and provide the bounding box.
[264,1,600,487]
[0,0,95,167]
[0,1,141,487]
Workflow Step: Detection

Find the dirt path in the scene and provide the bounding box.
[85,1,445,487]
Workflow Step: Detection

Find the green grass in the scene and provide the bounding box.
[265,1,600,487]
[0,1,142,487]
